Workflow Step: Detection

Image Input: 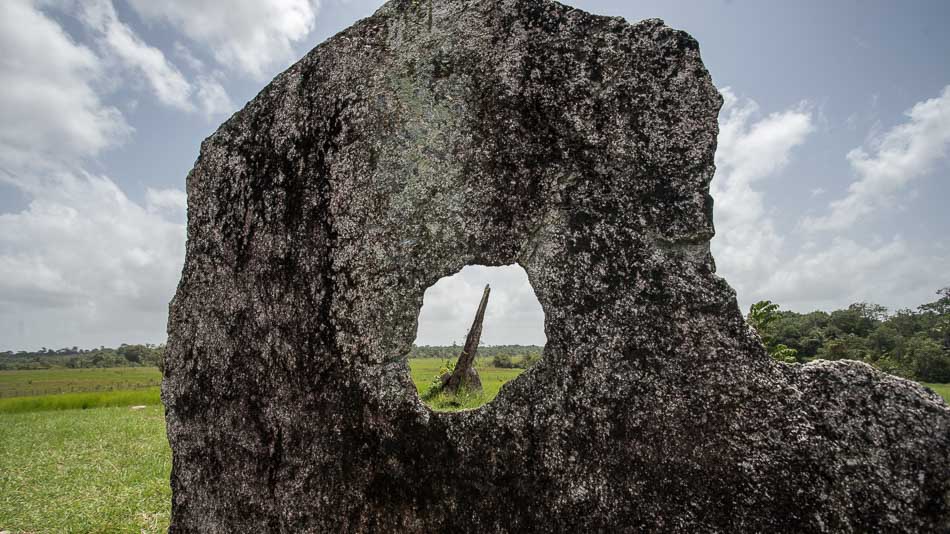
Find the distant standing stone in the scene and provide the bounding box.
[440,284,489,395]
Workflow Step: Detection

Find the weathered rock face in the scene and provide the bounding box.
[163,0,950,531]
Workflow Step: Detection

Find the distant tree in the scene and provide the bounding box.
[748,300,799,363]
[146,345,166,374]
[770,344,798,364]
[919,287,950,316]
[0,343,168,369]
[830,307,875,338]
[798,334,824,358]
[517,352,540,369]
[918,287,950,349]
[117,344,149,364]
[868,324,901,355]
[492,353,515,369]
[748,301,781,335]
[936,316,950,351]
[817,335,868,362]
[905,335,950,383]
[850,302,889,322]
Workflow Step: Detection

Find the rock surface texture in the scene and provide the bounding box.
[163,0,950,531]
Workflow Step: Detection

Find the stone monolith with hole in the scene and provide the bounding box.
[163,0,950,531]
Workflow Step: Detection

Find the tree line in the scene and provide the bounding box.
[3,287,947,384]
[0,344,165,371]
[409,344,543,360]
[749,287,950,383]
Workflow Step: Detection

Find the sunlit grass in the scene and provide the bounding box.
[0,367,161,398]
[922,383,950,403]
[0,364,945,533]
[408,357,525,411]
[0,361,524,532]
[0,405,171,533]
[0,359,525,414]
[0,387,161,414]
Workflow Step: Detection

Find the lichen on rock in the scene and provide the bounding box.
[163,0,950,531]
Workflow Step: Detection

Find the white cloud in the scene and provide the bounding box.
[77,0,194,112]
[30,0,236,119]
[0,0,130,172]
[804,85,950,231]
[759,237,949,313]
[145,187,187,217]
[126,0,321,79]
[712,88,948,314]
[0,173,185,348]
[0,1,185,349]
[710,88,813,305]
[173,42,205,72]
[415,265,546,346]
[195,75,235,119]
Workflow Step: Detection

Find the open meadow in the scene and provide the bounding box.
[0,405,170,533]
[0,367,161,398]
[0,360,521,532]
[0,363,946,533]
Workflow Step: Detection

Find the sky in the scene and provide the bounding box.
[1,0,948,350]
[416,265,547,347]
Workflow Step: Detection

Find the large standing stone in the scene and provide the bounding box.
[163,0,950,531]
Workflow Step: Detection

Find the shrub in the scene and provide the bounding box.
[492,354,516,369]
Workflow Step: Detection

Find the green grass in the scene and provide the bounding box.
[0,387,161,414]
[0,405,171,533]
[0,360,522,413]
[0,361,520,532]
[409,358,525,411]
[0,364,946,533]
[922,383,950,403]
[0,367,161,398]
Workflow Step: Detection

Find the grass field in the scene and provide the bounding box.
[0,405,171,533]
[0,360,519,532]
[0,367,161,398]
[0,360,519,413]
[0,388,161,414]
[408,357,524,410]
[923,382,950,402]
[0,364,947,533]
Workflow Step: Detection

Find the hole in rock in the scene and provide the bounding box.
[411,264,546,412]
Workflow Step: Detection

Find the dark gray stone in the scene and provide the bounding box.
[163,0,950,531]
[440,284,489,395]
